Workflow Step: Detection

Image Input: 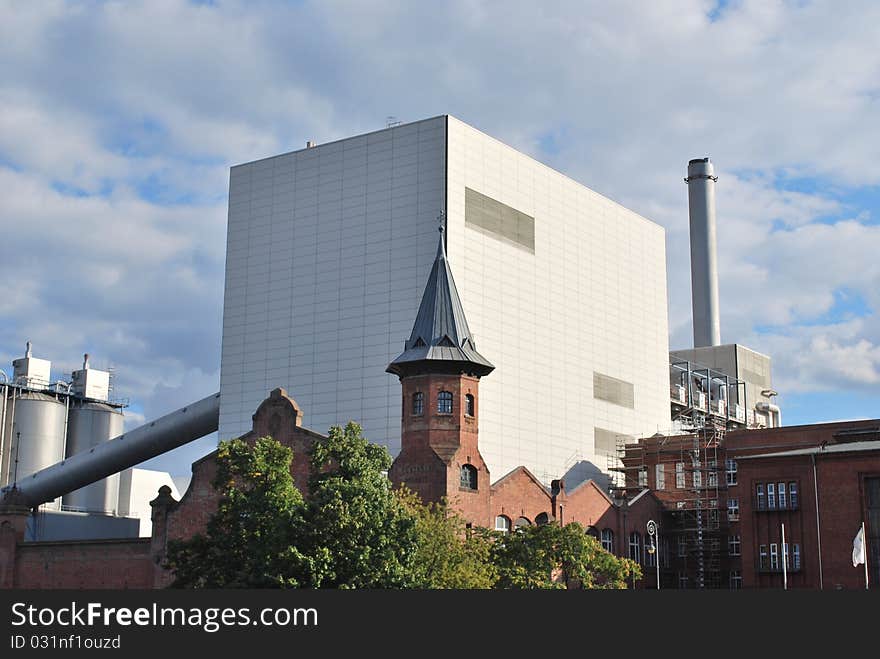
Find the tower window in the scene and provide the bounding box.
[460,464,477,490]
[438,390,453,414]
[412,392,424,416]
[465,394,475,417]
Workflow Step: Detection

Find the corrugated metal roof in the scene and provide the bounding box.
[386,232,494,377]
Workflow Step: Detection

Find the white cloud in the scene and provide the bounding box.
[1,0,879,473]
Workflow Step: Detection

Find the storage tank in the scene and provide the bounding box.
[2,390,67,509]
[61,401,125,514]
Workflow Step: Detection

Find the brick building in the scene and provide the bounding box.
[618,421,880,589]
[0,231,650,589]
[1,232,876,590]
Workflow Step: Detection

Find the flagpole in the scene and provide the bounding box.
[864,522,869,591]
[781,523,788,591]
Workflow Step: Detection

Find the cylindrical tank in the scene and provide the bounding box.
[62,402,125,514]
[2,391,67,509]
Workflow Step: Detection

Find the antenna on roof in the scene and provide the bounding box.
[386,116,402,128]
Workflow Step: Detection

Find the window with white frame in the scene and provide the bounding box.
[730,570,743,590]
[759,545,768,570]
[629,532,642,563]
[727,498,739,521]
[728,535,741,556]
[601,528,614,553]
[767,483,777,509]
[655,464,665,490]
[638,469,648,488]
[437,390,453,414]
[777,482,787,509]
[793,543,801,570]
[495,515,510,534]
[726,458,737,485]
[783,542,790,569]
[676,462,685,488]
[770,543,779,570]
[789,482,798,508]
[757,483,766,509]
[708,459,718,487]
[465,393,475,417]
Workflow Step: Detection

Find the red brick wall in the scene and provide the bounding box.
[561,481,617,531]
[152,388,321,586]
[739,449,880,589]
[390,373,491,526]
[13,540,153,589]
[490,468,554,529]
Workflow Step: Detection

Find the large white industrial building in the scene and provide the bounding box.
[219,115,671,484]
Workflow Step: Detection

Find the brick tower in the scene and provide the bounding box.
[387,228,495,526]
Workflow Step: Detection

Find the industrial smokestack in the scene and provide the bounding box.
[685,157,721,347]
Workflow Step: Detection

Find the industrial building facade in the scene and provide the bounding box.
[220,115,670,485]
[617,421,880,590]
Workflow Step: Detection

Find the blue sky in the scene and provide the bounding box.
[1,0,878,476]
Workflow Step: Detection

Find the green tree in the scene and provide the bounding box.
[164,436,310,588]
[302,422,420,588]
[397,490,497,589]
[493,522,641,589]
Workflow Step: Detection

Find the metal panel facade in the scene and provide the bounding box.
[220,115,671,484]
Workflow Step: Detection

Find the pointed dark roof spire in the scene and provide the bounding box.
[386,228,494,378]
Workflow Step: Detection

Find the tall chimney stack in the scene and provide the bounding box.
[685,157,721,348]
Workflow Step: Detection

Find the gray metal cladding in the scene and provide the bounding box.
[465,187,535,252]
[594,427,620,455]
[593,372,635,409]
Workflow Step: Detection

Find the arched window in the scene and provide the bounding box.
[514,517,531,531]
[495,515,511,533]
[438,390,453,414]
[629,531,642,563]
[465,394,475,417]
[601,529,615,553]
[460,464,477,490]
[535,512,550,526]
[412,392,424,416]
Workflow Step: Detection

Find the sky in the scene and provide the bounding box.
[1,0,878,477]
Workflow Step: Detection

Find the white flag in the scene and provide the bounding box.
[852,525,866,567]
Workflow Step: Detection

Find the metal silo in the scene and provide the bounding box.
[3,390,67,509]
[61,401,125,514]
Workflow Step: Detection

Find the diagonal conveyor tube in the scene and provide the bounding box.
[1,392,220,508]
